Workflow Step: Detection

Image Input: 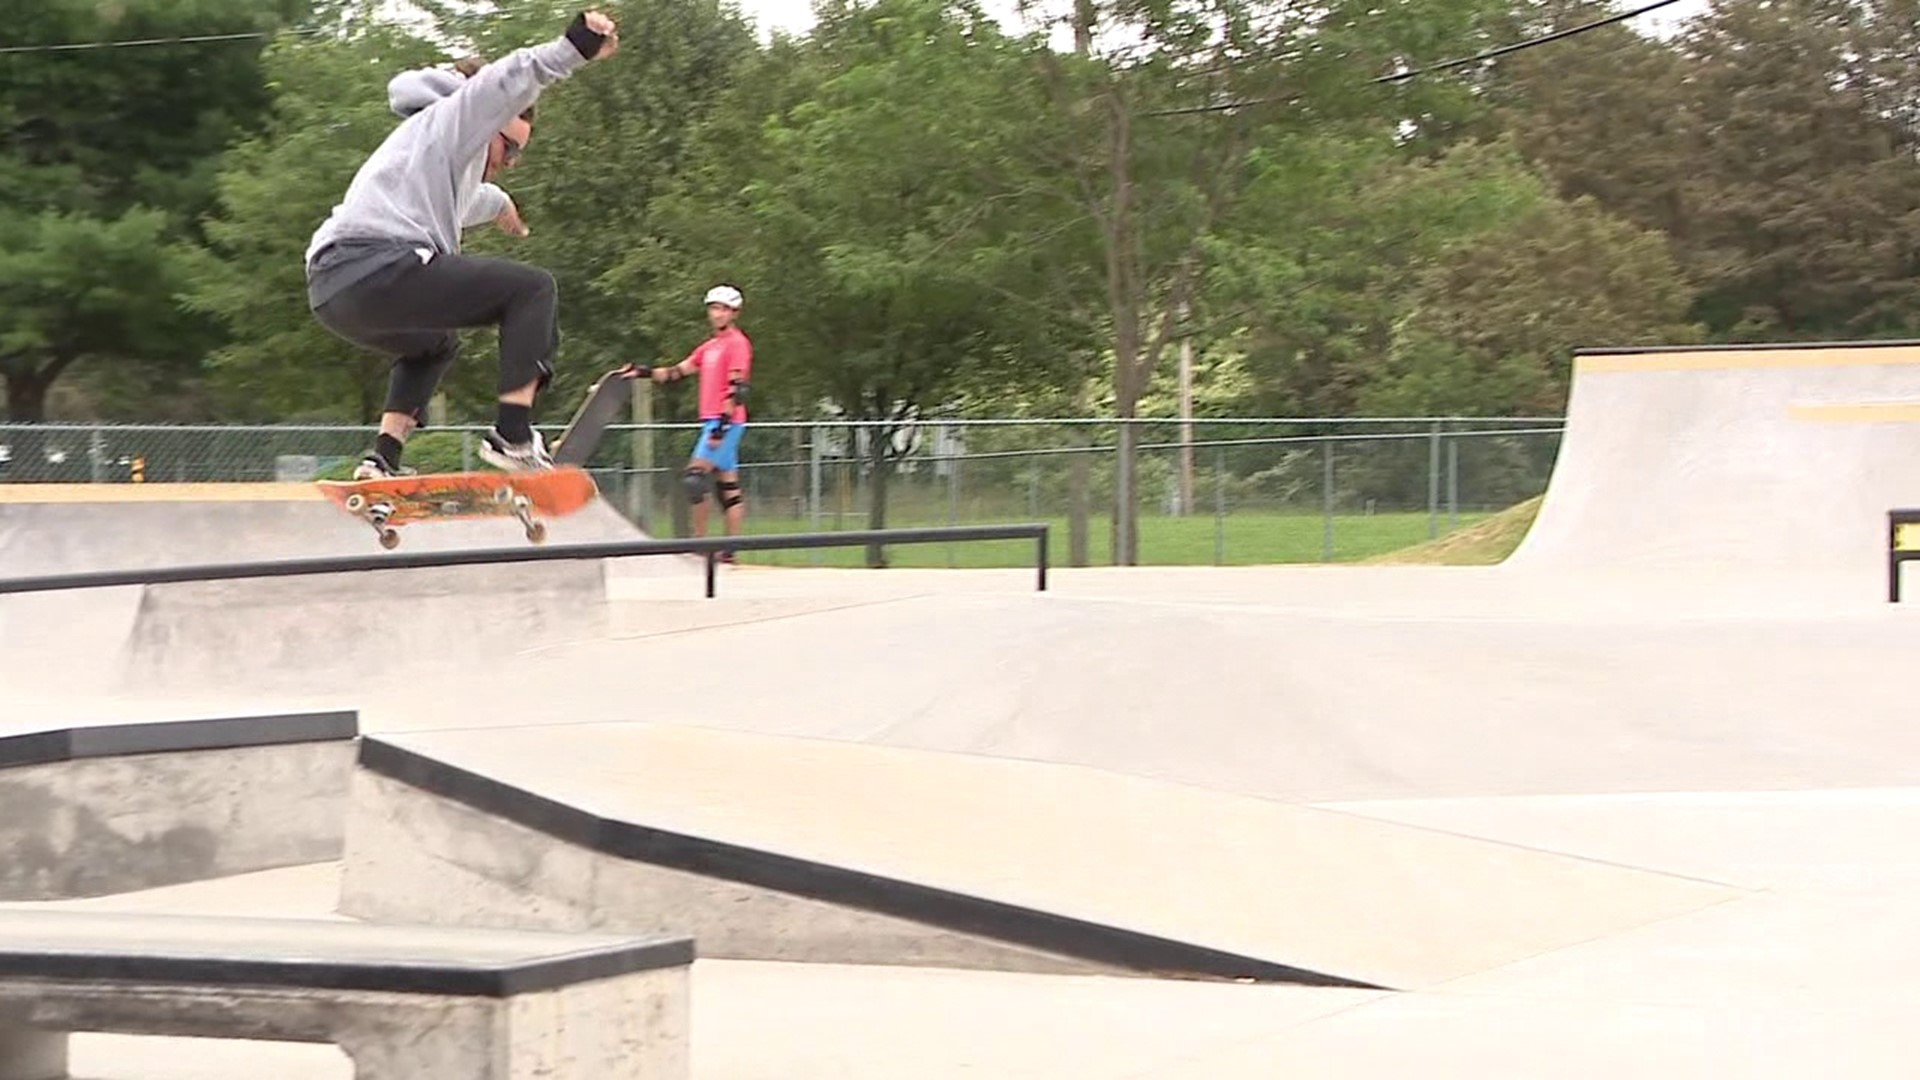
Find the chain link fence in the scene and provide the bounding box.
[0,417,1562,566]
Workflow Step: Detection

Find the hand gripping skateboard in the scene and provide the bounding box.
[551,367,636,467]
[318,467,599,549]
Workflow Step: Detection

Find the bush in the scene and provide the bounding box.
[314,430,476,480]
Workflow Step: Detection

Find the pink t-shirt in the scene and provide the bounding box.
[686,326,752,421]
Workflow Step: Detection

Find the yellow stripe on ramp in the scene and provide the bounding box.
[0,483,323,505]
[1790,402,1920,423]
[1581,346,1920,373]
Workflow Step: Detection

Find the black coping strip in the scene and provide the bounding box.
[0,711,359,769]
[359,737,1387,990]
[1577,339,1920,356]
[0,937,695,998]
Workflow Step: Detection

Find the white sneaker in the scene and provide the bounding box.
[352,455,416,481]
[478,427,554,471]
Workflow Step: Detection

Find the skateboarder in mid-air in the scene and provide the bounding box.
[302,11,621,481]
[624,286,754,554]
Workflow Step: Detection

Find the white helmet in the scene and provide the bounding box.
[703,284,743,310]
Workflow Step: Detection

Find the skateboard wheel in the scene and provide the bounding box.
[379,528,401,550]
[346,493,367,513]
[493,487,514,505]
[526,521,548,544]
[513,494,533,513]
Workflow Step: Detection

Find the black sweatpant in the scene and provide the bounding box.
[312,251,559,418]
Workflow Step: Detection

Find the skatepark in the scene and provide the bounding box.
[4,339,1920,1077]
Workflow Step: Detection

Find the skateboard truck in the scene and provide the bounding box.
[343,492,402,550]
[493,485,548,544]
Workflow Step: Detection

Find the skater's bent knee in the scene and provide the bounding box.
[522,265,558,298]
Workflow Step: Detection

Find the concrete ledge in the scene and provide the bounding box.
[0,714,358,901]
[0,911,691,1079]
[0,711,356,769]
[351,738,1365,987]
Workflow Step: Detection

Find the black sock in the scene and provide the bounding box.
[496,403,533,444]
[374,433,405,469]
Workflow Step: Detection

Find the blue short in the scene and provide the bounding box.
[692,418,746,472]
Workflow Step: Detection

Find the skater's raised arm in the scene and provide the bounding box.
[464,184,510,227]
[421,11,620,166]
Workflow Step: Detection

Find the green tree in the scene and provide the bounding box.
[0,0,302,419]
[183,24,442,421]
[1672,0,1920,338]
[0,210,199,420]
[634,0,1086,563]
[1023,0,1516,563]
[1364,192,1703,416]
[187,0,756,423]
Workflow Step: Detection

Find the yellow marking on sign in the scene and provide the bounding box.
[1897,524,1920,553]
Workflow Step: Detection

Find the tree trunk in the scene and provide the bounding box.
[1112,404,1140,565]
[865,425,893,568]
[5,369,51,422]
[1102,85,1142,567]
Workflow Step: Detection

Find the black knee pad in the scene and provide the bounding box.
[717,478,743,510]
[684,468,711,504]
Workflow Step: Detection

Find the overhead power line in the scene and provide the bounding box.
[0,26,330,56]
[1151,0,1691,117]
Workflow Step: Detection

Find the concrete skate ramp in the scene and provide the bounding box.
[0,483,692,694]
[341,723,1738,991]
[1508,341,1920,580]
[379,588,1920,806]
[0,482,647,574]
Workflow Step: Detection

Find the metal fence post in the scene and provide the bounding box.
[1321,437,1335,562]
[809,424,824,566]
[1214,442,1226,566]
[947,442,960,568]
[1427,421,1441,539]
[1448,436,1460,532]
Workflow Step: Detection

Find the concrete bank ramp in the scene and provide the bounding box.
[0,482,693,694]
[0,482,649,573]
[1509,341,1920,581]
[342,723,1738,990]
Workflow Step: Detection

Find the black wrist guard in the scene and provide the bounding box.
[565,13,609,59]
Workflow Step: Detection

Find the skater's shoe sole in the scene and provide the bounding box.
[477,445,554,472]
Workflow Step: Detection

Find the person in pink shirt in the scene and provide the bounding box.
[626,285,753,552]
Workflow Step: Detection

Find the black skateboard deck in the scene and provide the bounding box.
[552,369,635,467]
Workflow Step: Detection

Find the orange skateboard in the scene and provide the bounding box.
[317,467,599,550]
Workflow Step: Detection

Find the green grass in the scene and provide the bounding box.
[712,510,1494,568]
[1360,496,1541,566]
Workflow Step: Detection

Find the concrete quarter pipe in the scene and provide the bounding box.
[1508,340,1920,582]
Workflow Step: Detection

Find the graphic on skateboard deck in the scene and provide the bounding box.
[552,368,635,467]
[317,467,599,550]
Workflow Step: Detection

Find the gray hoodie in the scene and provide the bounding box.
[304,35,589,308]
